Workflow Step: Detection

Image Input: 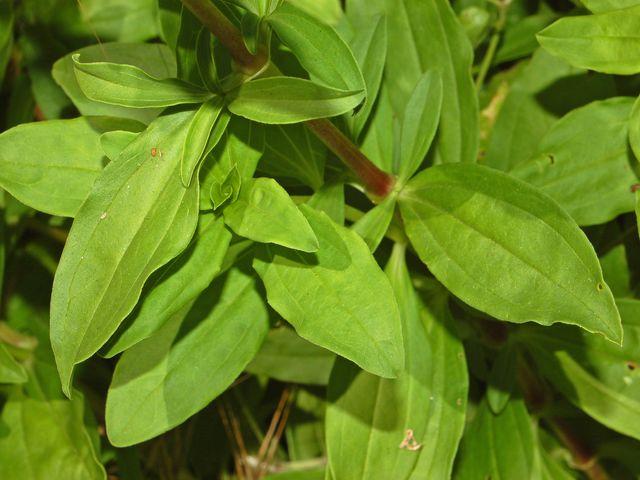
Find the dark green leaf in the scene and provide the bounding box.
[50,110,200,396]
[399,164,622,343]
[253,204,404,378]
[486,344,517,415]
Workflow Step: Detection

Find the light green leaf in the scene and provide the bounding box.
[210,166,242,210]
[486,344,517,415]
[351,195,396,252]
[285,0,342,25]
[52,43,177,124]
[253,204,404,378]
[348,0,478,164]
[526,298,640,441]
[512,97,637,226]
[260,124,325,190]
[106,266,269,446]
[0,390,106,480]
[454,398,542,479]
[103,215,231,357]
[79,0,159,42]
[629,93,640,163]
[100,130,139,161]
[326,245,467,479]
[228,77,364,124]
[246,327,335,385]
[224,178,319,252]
[50,110,200,397]
[582,0,640,12]
[360,84,395,173]
[268,2,364,92]
[181,96,225,187]
[537,6,640,75]
[399,163,622,343]
[308,183,344,224]
[398,70,443,181]
[0,343,27,384]
[72,54,212,108]
[600,245,632,298]
[0,116,144,217]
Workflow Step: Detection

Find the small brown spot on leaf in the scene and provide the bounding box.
[626,361,638,371]
[151,147,157,157]
[631,183,640,193]
[399,429,422,451]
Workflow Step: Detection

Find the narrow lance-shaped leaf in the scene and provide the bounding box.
[351,194,396,252]
[73,54,213,108]
[253,204,404,378]
[51,109,200,397]
[0,116,144,217]
[228,77,365,124]
[511,97,637,226]
[537,6,640,75]
[399,163,623,343]
[268,2,365,92]
[326,245,467,479]
[223,177,319,252]
[181,96,225,187]
[102,215,232,357]
[106,265,269,447]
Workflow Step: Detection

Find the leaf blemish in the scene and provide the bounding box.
[631,183,640,193]
[151,147,157,157]
[399,429,422,451]
[626,361,638,371]
[100,212,107,220]
[596,282,604,292]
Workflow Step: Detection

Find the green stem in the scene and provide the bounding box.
[181,0,267,74]
[182,0,395,198]
[475,0,511,91]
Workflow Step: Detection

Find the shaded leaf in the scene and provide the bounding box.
[0,343,27,384]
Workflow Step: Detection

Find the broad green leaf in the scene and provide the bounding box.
[486,344,517,415]
[537,6,640,75]
[72,54,212,108]
[53,43,177,124]
[348,0,478,164]
[0,116,144,217]
[285,0,342,25]
[526,298,640,440]
[260,124,325,190]
[268,2,364,92]
[79,0,159,42]
[106,266,269,446]
[398,70,443,181]
[307,183,344,224]
[0,343,27,384]
[50,110,200,397]
[181,96,225,187]
[493,12,557,65]
[228,77,364,124]
[253,204,403,378]
[512,97,637,226]
[582,0,640,12]
[0,0,13,86]
[103,215,231,357]
[246,327,335,385]
[100,130,139,161]
[223,178,319,252]
[399,163,622,343]
[342,14,387,139]
[176,6,205,86]
[286,389,327,460]
[629,93,640,163]
[600,245,632,298]
[351,195,396,252]
[453,398,542,479]
[0,390,106,480]
[326,245,467,479]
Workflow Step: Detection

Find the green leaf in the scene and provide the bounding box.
[228,76,365,124]
[511,97,637,226]
[52,43,177,124]
[453,398,542,479]
[326,245,467,479]
[100,130,139,161]
[351,195,396,252]
[196,27,221,93]
[493,12,557,65]
[399,163,622,343]
[241,11,262,55]
[268,2,365,92]
[181,96,225,187]
[0,390,106,480]
[486,344,517,415]
[629,93,640,163]
[210,166,242,210]
[0,116,144,217]
[253,204,404,378]
[106,266,269,446]
[348,0,478,164]
[223,178,319,252]
[0,0,13,87]
[398,70,443,181]
[50,110,200,397]
[260,124,325,190]
[526,298,640,441]
[0,343,27,384]
[72,54,212,108]
[246,327,335,385]
[537,6,640,75]
[582,0,640,12]
[307,183,344,224]
[360,84,396,173]
[176,6,205,86]
[600,245,632,298]
[103,215,232,357]
[285,0,342,25]
[78,0,159,42]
